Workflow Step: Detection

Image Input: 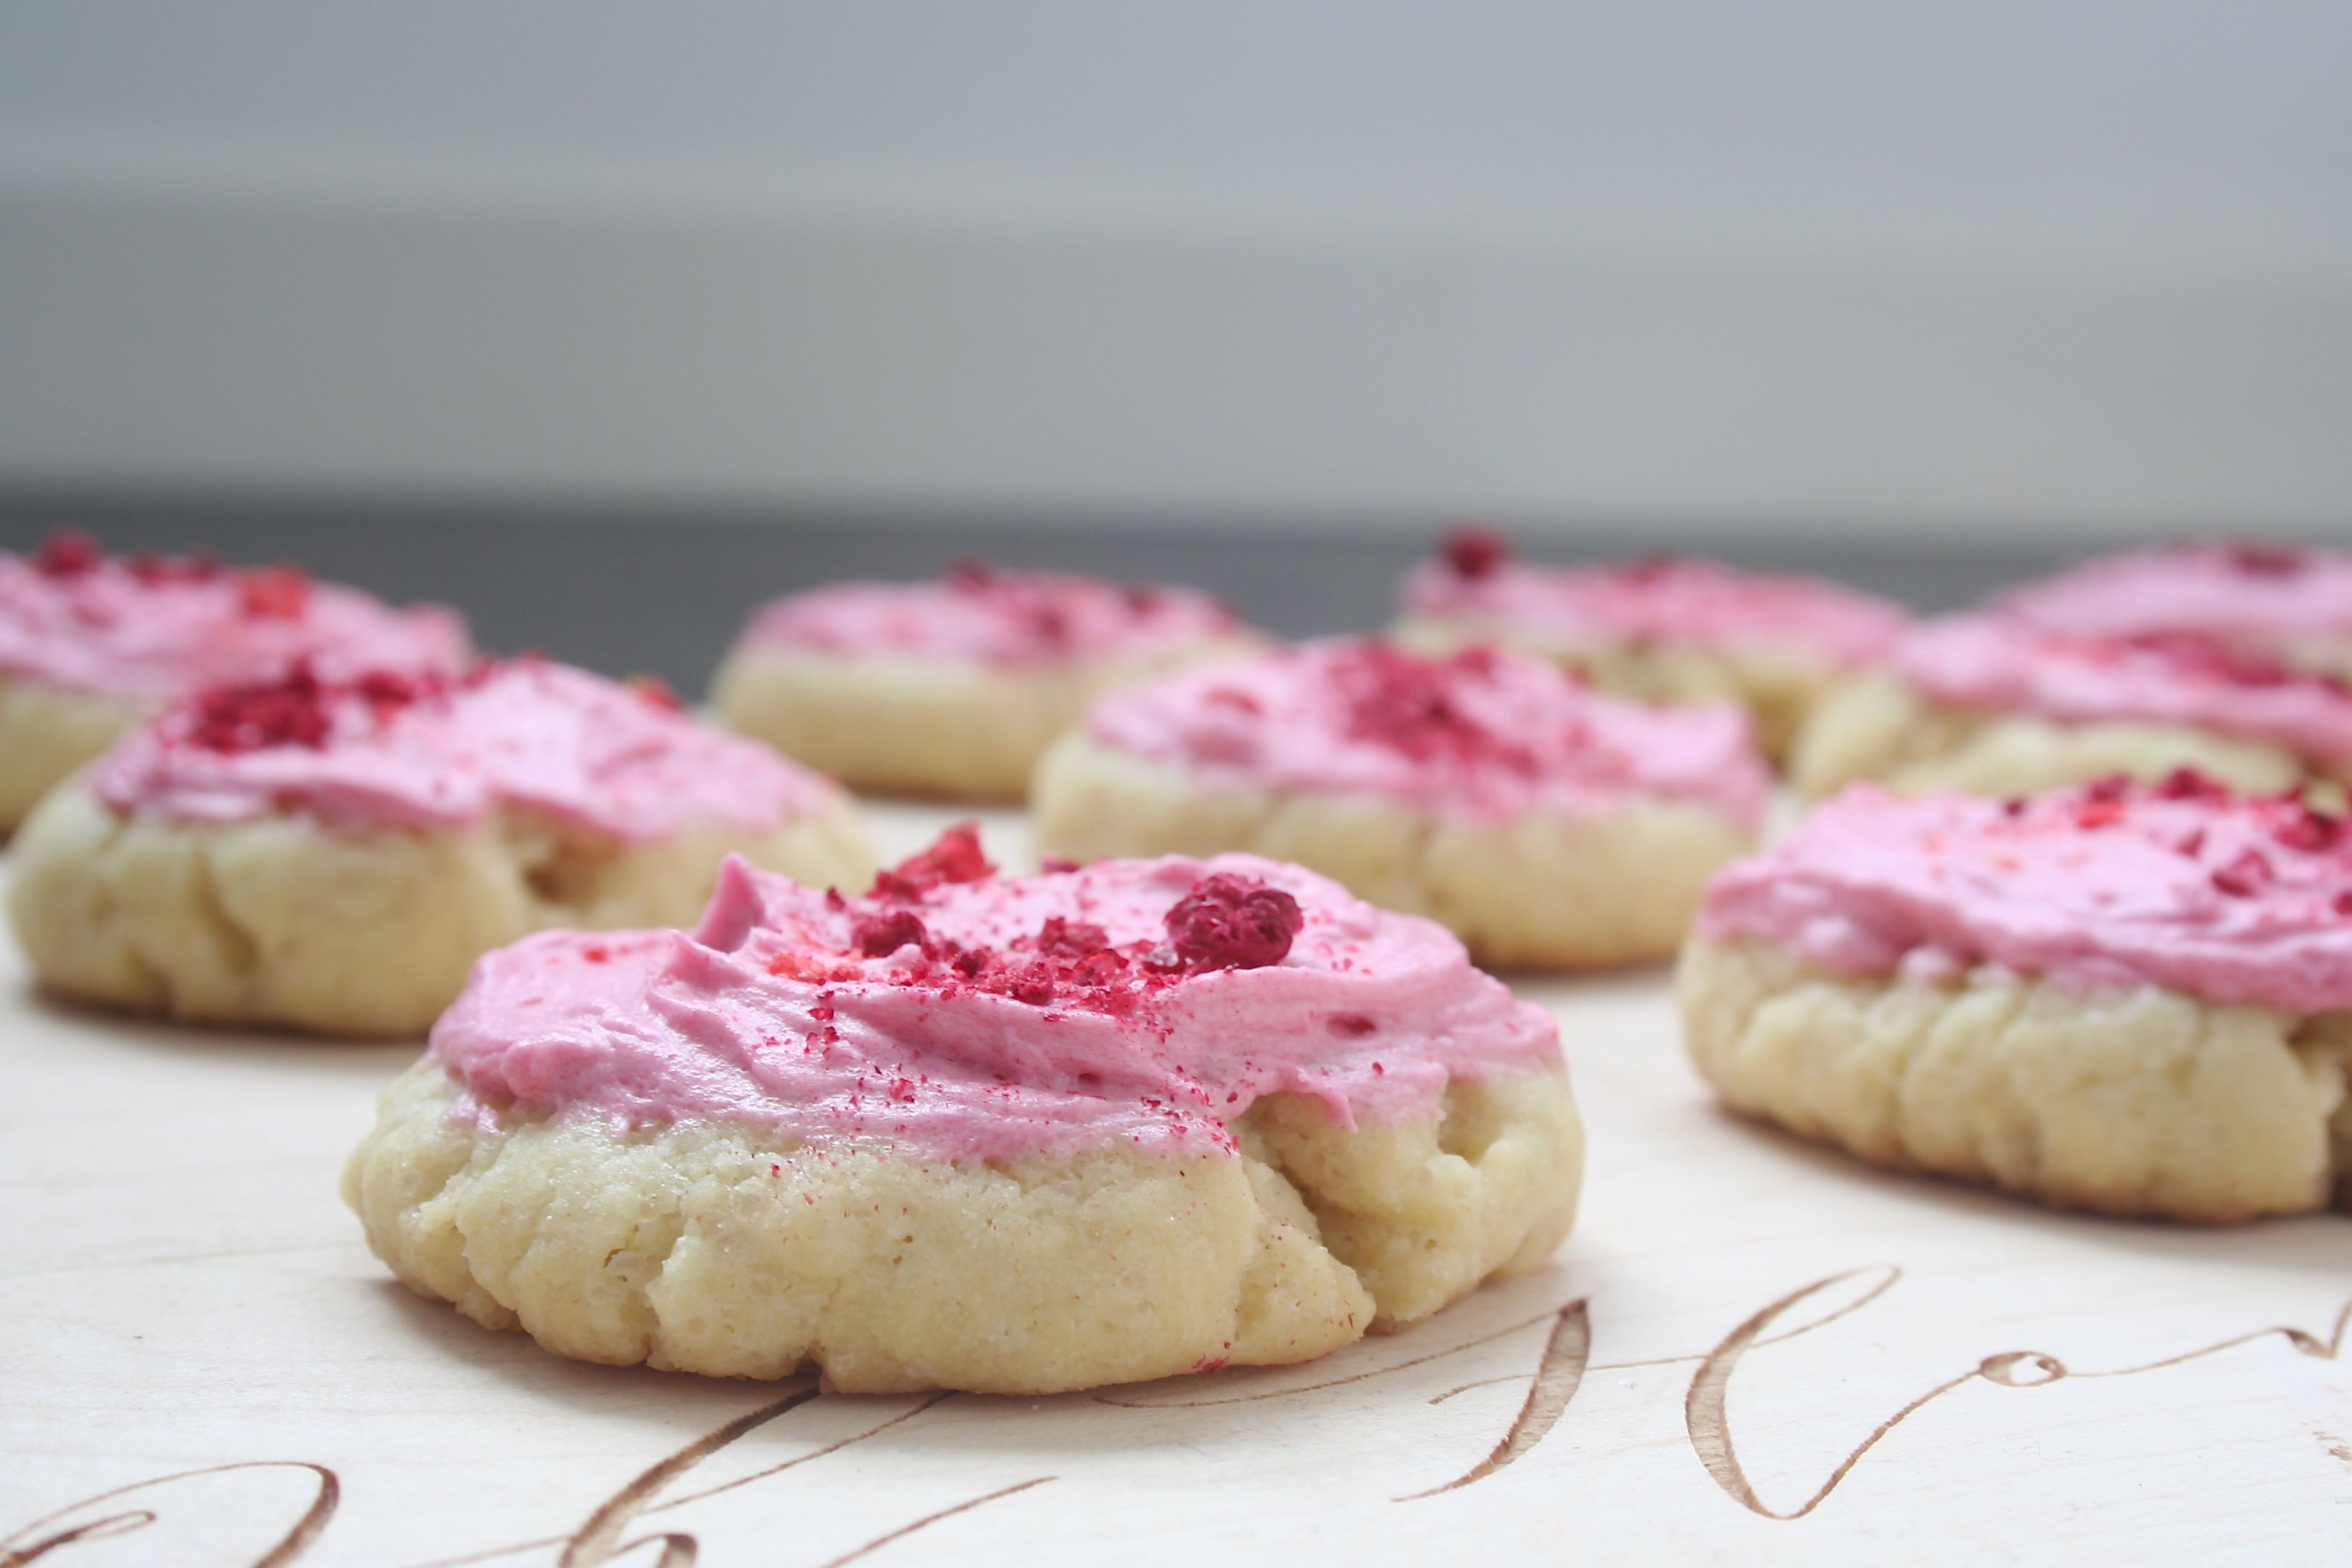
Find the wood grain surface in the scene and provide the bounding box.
[4,803,2346,1566]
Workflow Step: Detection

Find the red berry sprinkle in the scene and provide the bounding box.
[2074,799,2125,830]
[872,823,996,900]
[183,662,333,752]
[1440,525,1511,580]
[2209,849,2272,898]
[2274,807,2344,854]
[626,674,686,712]
[2080,774,2132,803]
[2153,767,2229,802]
[32,529,102,577]
[236,564,312,619]
[1163,874,1304,972]
[1035,917,1110,958]
[1332,643,1533,770]
[2335,890,2352,916]
[2227,543,2308,576]
[851,909,931,958]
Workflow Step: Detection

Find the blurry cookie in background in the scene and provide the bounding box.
[1033,638,1770,969]
[1394,527,1908,763]
[1790,614,2352,801]
[712,563,1261,801]
[0,529,471,833]
[1992,542,2352,681]
[7,659,872,1037]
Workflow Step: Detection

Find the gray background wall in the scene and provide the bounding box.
[4,2,2349,542]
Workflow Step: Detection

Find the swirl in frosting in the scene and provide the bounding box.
[89,659,837,840]
[735,563,1242,666]
[0,530,469,698]
[1401,531,1906,666]
[1992,543,2352,648]
[1896,616,2352,770]
[429,838,1562,1160]
[1698,774,2352,1012]
[1085,639,1771,827]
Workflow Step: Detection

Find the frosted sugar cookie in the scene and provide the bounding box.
[343,834,1583,1392]
[0,530,469,832]
[1789,615,2352,800]
[7,659,873,1037]
[1031,639,1771,969]
[1994,542,2352,681]
[1681,774,2352,1220]
[712,563,1257,800]
[1395,527,1908,760]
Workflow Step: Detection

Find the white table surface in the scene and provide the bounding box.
[4,801,2348,1567]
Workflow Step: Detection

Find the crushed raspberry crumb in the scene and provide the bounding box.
[2336,890,2352,916]
[236,564,311,619]
[872,823,995,899]
[32,528,102,577]
[1332,642,1535,770]
[2074,799,2125,829]
[1440,524,1511,580]
[2226,543,2308,576]
[2274,807,2343,854]
[2210,849,2272,897]
[1326,1013,1377,1037]
[2153,768,2229,802]
[1163,874,1304,971]
[2080,774,2132,803]
[580,945,609,964]
[1035,917,1109,957]
[626,674,685,711]
[1193,1356,1230,1374]
[183,663,333,752]
[128,550,219,584]
[1038,855,1081,874]
[851,909,931,957]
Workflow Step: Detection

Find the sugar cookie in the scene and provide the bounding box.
[8,659,871,1036]
[1680,775,2352,1220]
[344,836,1582,1392]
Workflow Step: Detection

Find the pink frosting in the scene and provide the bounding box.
[735,563,1243,666]
[1994,544,2352,646]
[428,845,1562,1160]
[1401,538,1907,666]
[0,532,469,699]
[1898,616,2352,769]
[1698,776,2352,1012]
[1084,639,1770,828]
[88,659,837,840]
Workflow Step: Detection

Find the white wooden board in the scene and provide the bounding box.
[4,803,2348,1566]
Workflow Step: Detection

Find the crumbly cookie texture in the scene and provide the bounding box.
[1679,934,2351,1222]
[1033,732,1747,969]
[1392,612,1839,763]
[6,783,876,1037]
[0,674,150,833]
[1789,670,2310,800]
[712,643,1250,802]
[344,1055,1582,1393]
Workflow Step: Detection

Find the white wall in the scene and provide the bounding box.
[2,2,2348,537]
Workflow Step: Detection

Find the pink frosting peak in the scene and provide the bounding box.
[1085,639,1770,827]
[0,530,469,699]
[1896,616,2352,769]
[1993,543,2352,646]
[1698,774,2352,1012]
[735,563,1243,665]
[1401,534,1907,666]
[429,842,1561,1160]
[89,659,838,840]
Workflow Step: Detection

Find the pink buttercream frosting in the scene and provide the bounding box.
[736,563,1243,666]
[1897,615,2352,770]
[0,530,469,699]
[1401,532,1907,666]
[1084,639,1771,828]
[428,839,1562,1160]
[89,659,837,840]
[1698,775,2352,1012]
[1994,543,2352,646]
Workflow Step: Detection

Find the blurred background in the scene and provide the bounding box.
[2,1,2347,682]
